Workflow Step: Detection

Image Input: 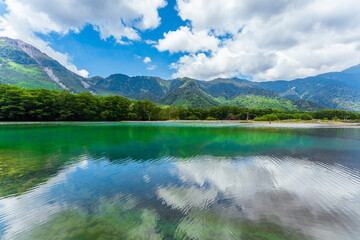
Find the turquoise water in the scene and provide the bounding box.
[0,122,359,239]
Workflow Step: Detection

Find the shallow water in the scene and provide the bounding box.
[0,122,359,240]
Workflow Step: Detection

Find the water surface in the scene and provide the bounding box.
[0,122,360,240]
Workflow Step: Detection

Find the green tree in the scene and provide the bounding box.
[75,93,100,121]
[0,85,26,120]
[26,89,58,120]
[300,113,313,120]
[56,91,76,120]
[132,100,160,121]
[100,95,131,121]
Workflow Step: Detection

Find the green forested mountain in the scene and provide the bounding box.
[1,37,359,111]
[89,74,170,102]
[256,66,360,112]
[0,37,91,93]
[86,75,325,110]
[160,79,219,108]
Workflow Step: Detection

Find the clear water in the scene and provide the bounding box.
[0,122,360,240]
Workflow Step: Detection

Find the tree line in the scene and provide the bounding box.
[0,84,359,121]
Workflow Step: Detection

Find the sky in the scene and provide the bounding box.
[0,0,360,81]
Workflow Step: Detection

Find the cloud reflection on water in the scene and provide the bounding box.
[1,153,360,240]
[158,155,360,240]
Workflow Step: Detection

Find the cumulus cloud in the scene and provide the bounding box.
[143,56,152,64]
[2,0,166,42]
[143,56,156,70]
[0,0,166,76]
[162,0,360,81]
[156,26,219,53]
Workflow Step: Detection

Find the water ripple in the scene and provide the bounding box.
[157,155,360,240]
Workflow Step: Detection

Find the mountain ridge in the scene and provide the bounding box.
[1,37,359,111]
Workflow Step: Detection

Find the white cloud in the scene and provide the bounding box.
[147,65,156,71]
[143,56,151,64]
[145,39,156,45]
[143,56,156,70]
[0,0,166,77]
[77,69,89,78]
[143,57,156,70]
[164,0,360,81]
[156,26,219,53]
[2,0,166,42]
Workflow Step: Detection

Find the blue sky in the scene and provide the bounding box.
[1,0,360,81]
[39,0,184,79]
[0,2,7,15]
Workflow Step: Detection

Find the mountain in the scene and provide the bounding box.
[160,78,219,108]
[196,78,326,111]
[89,74,170,102]
[90,76,220,108]
[89,75,324,110]
[0,37,92,93]
[0,37,359,111]
[256,66,360,112]
[197,78,279,99]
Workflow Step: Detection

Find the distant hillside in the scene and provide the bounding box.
[160,79,219,108]
[197,78,279,100]
[256,66,360,112]
[89,76,324,110]
[1,37,359,111]
[89,74,169,102]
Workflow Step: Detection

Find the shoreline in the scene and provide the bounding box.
[0,120,359,128]
[126,120,360,128]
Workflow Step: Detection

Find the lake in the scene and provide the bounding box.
[0,122,360,240]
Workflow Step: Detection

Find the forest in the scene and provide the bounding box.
[0,84,359,121]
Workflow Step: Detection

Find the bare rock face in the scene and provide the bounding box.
[43,67,69,90]
[14,39,44,62]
